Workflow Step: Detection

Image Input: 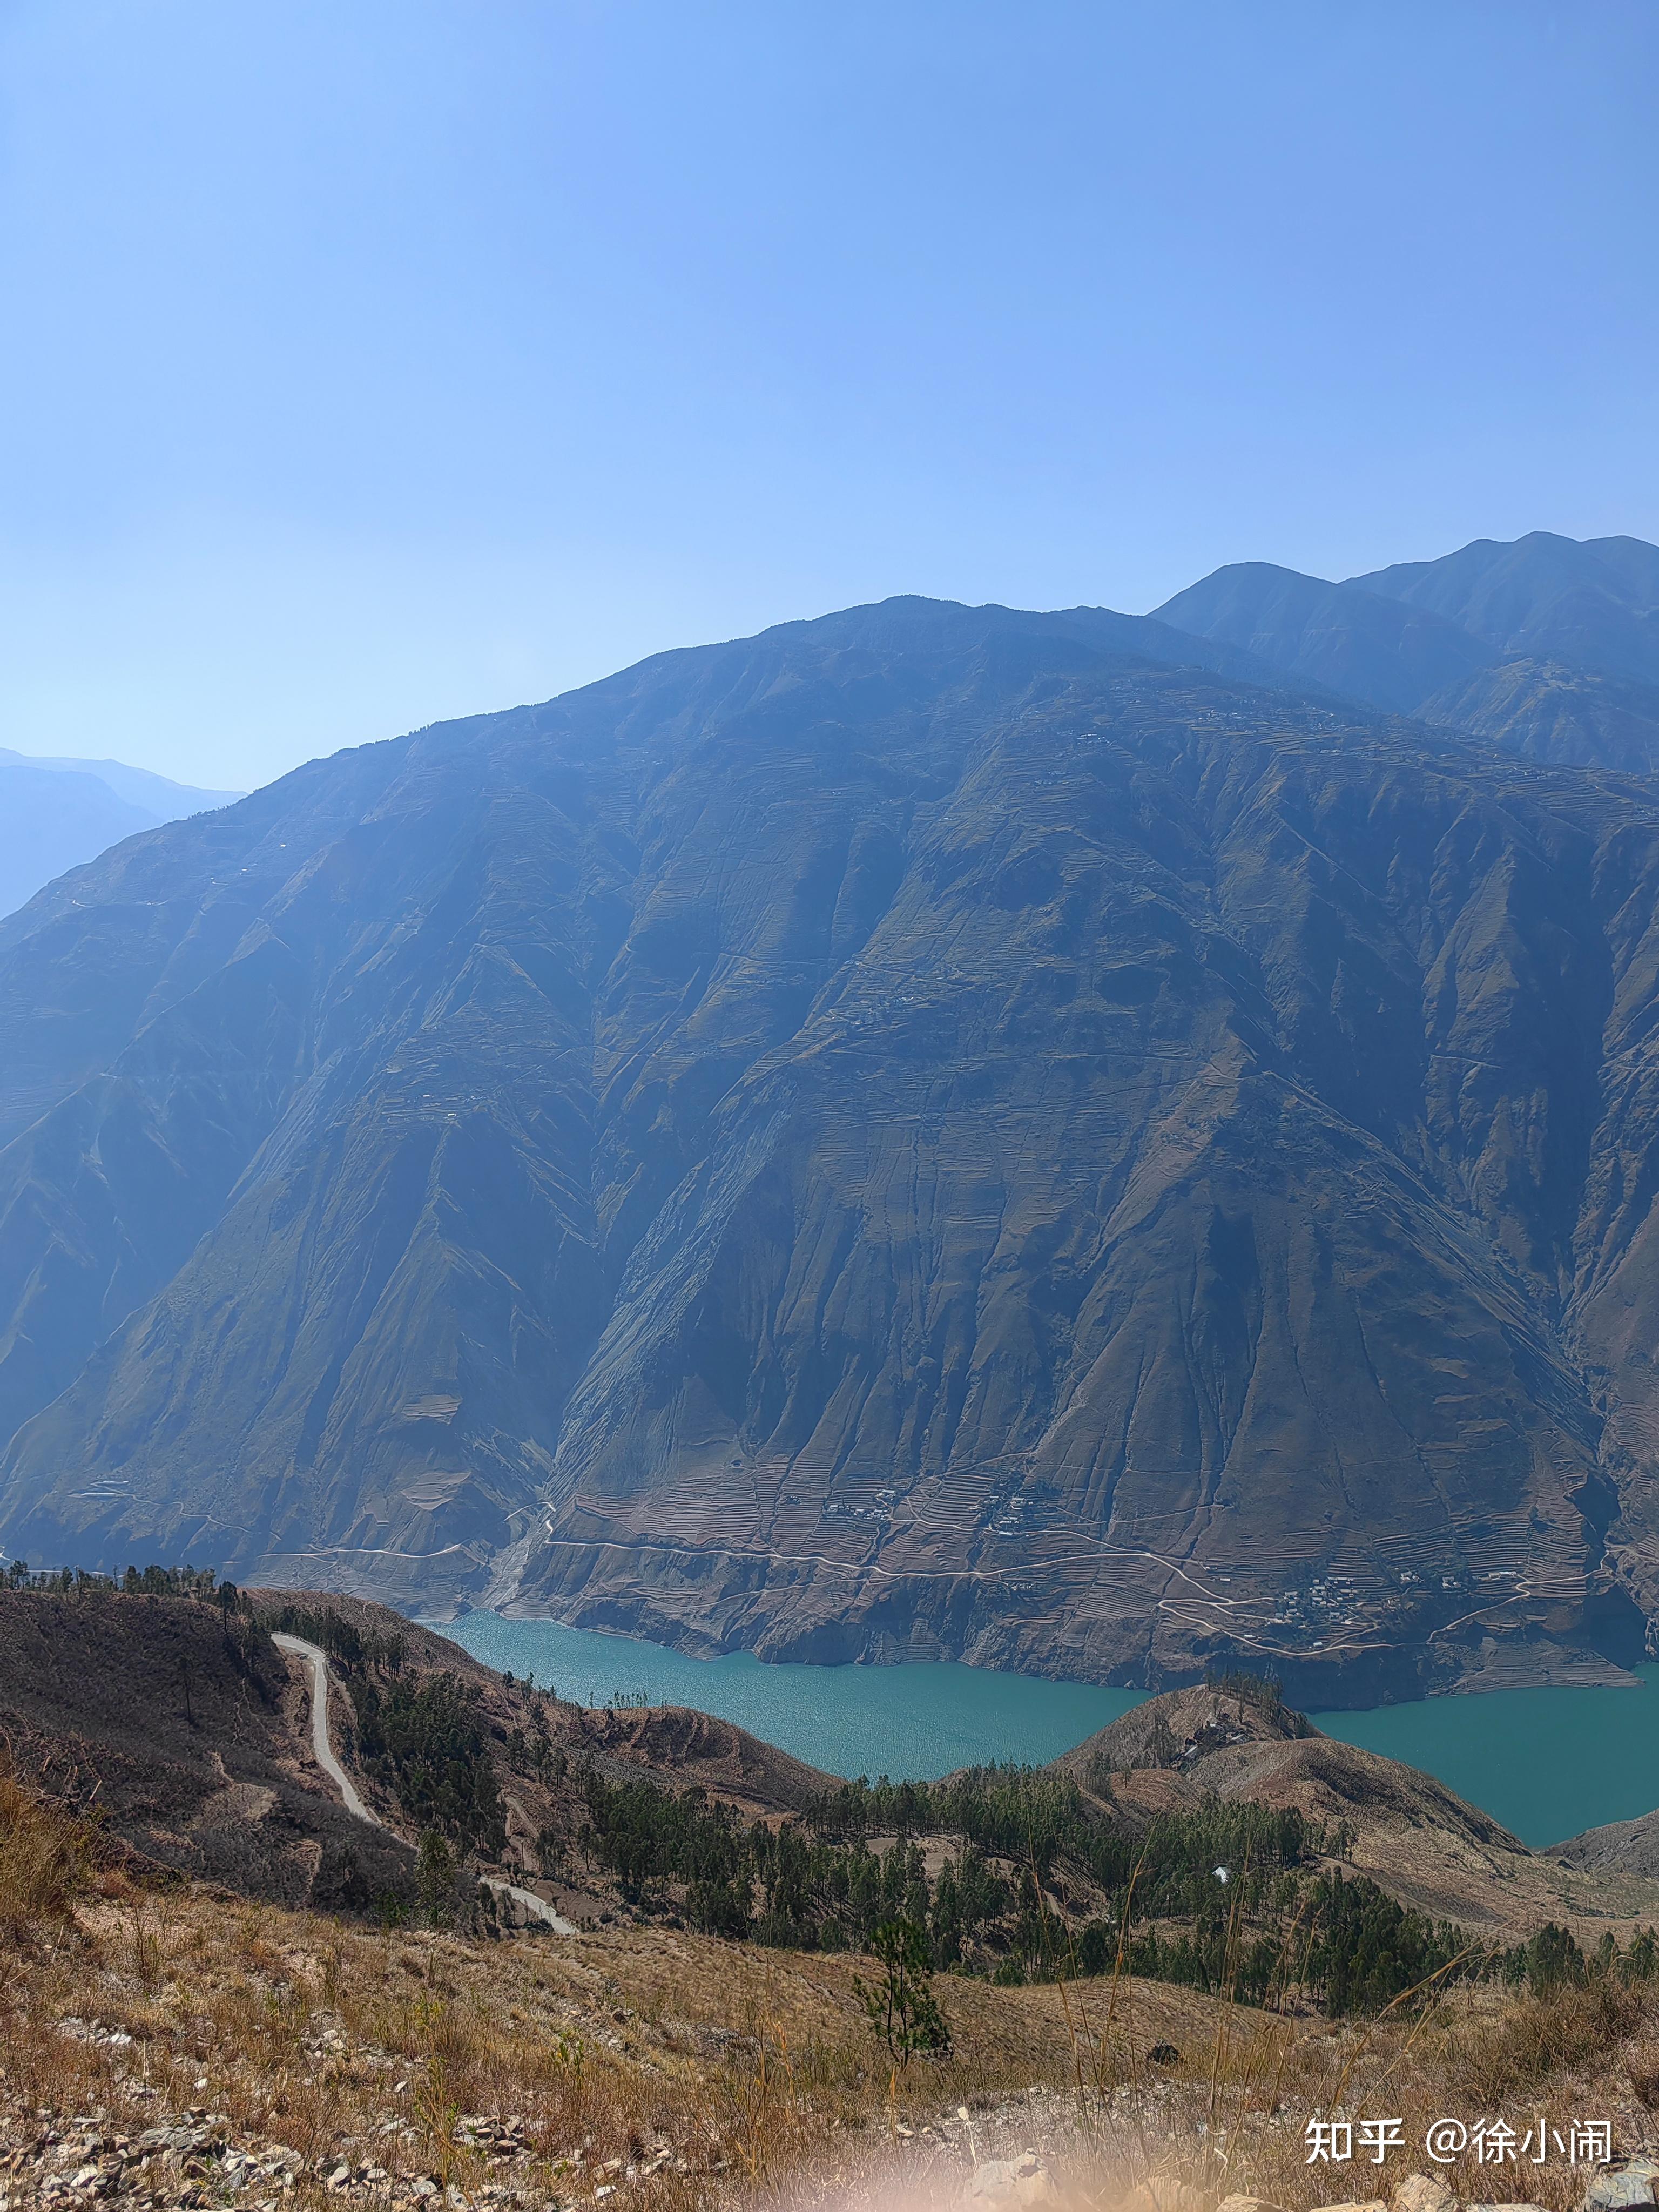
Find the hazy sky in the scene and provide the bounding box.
[2,1,1655,790]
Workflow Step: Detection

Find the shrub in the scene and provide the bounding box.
[852,1917,952,2064]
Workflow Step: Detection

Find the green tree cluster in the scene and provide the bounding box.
[353,1672,507,1856]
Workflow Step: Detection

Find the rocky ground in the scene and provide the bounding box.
[0,2101,691,2210]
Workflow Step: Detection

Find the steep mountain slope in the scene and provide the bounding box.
[1556,1805,1659,1878]
[1352,532,1659,687]
[1415,657,1659,775]
[1151,562,1496,713]
[0,748,242,918]
[9,597,1659,1698]
[0,606,1276,1614]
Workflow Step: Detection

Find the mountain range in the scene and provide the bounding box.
[0,747,242,919]
[5,534,1659,1701]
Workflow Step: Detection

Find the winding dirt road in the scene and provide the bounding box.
[272,1633,380,1826]
[273,1631,577,1933]
[481,1877,578,1933]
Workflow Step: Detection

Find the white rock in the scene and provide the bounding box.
[1585,2176,1658,2212]
[967,2154,1060,2211]
[1394,2178,1456,2212]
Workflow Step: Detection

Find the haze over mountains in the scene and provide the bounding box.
[6,534,1659,1703]
[0,747,243,919]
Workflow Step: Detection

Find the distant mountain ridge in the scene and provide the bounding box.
[1352,532,1659,685]
[1154,529,1659,774]
[0,747,243,817]
[0,746,243,919]
[1152,563,1499,715]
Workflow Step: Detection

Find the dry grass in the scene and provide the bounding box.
[0,1862,1274,2210]
[0,1760,92,1937]
[1626,2040,1659,2112]
[5,1775,1659,2212]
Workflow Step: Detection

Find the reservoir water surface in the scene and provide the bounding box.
[434,1614,1659,1850]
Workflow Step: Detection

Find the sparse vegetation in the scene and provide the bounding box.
[6,1762,1659,2212]
[578,1758,1478,2015]
[852,1917,953,2065]
[3,1559,244,1602]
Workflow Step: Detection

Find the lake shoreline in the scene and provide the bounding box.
[448,1587,1645,1710]
[429,1609,1659,1851]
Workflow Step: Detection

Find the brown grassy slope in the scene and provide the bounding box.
[1054,1681,1659,1944]
[0,1797,1244,2212]
[0,1589,417,1908]
[9,1781,1659,2212]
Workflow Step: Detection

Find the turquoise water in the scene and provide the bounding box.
[430,1614,1659,1847]
[433,1614,1144,1781]
[1311,1670,1659,1850]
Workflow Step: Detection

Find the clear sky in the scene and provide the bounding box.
[2,1,1655,790]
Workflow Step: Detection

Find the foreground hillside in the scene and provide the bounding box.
[12,1586,1659,2204]
[0,1577,416,1908]
[12,589,1659,1694]
[0,1581,830,1923]
[10,1758,1659,2212]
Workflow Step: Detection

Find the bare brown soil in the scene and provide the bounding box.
[0,1590,418,1907]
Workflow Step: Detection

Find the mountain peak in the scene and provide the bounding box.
[1152,559,1495,713]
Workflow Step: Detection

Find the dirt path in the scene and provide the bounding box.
[272,1633,380,1826]
[481,1876,579,1933]
[273,1631,578,1932]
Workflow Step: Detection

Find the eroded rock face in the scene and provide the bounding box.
[5,595,1659,1693]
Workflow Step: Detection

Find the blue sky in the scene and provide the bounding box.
[1,1,1655,788]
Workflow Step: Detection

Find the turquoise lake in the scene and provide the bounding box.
[432,1614,1659,1850]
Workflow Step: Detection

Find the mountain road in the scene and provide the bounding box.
[272,1633,380,1827]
